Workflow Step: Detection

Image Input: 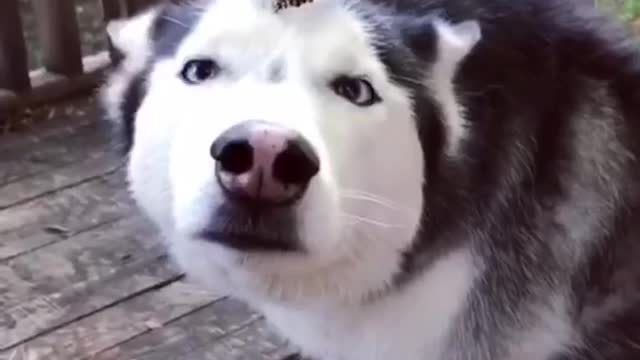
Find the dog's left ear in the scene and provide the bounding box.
[400,16,481,155]
[432,19,482,62]
[400,15,482,62]
[106,7,161,57]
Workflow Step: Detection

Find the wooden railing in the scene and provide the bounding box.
[0,0,158,113]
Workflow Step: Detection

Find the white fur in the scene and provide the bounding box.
[104,1,482,359]
[507,294,576,359]
[428,19,481,156]
[262,248,477,360]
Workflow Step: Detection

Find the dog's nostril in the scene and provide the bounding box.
[213,139,254,174]
[273,138,320,186]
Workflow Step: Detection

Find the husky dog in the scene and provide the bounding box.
[101,0,640,358]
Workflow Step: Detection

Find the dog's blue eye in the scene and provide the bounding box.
[330,76,381,106]
[180,59,219,84]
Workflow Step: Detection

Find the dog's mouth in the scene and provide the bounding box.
[197,202,302,253]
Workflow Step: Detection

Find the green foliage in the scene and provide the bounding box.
[623,0,640,21]
[597,0,640,22]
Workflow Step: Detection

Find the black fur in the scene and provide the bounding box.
[119,72,147,154]
[350,0,640,358]
[201,201,302,253]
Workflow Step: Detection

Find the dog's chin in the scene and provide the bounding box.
[197,229,301,253]
[192,200,305,254]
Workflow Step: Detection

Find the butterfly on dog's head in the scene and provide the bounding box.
[273,0,315,12]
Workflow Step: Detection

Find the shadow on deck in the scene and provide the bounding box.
[0,95,295,360]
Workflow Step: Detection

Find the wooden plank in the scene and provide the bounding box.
[0,215,160,310]
[94,298,295,360]
[0,254,181,353]
[0,216,173,350]
[195,320,296,360]
[31,0,83,76]
[0,146,125,210]
[0,277,216,359]
[0,110,126,203]
[0,0,31,92]
[0,215,125,263]
[0,119,113,188]
[95,298,261,359]
[0,169,130,241]
[0,96,96,153]
[0,100,134,257]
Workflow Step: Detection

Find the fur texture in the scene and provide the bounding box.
[101,0,640,359]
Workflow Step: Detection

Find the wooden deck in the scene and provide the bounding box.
[0,96,296,360]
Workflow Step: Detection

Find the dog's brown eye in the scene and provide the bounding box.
[180,59,220,84]
[330,76,381,107]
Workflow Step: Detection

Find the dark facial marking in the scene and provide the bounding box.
[268,61,285,82]
[114,3,205,154]
[152,3,204,58]
[119,71,148,154]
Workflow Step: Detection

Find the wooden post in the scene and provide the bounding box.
[102,0,126,20]
[0,0,31,92]
[125,0,158,15]
[32,0,84,76]
[124,0,142,14]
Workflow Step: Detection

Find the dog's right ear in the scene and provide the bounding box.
[106,7,160,57]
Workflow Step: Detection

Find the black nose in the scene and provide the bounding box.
[210,120,320,205]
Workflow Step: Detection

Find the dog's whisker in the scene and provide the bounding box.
[160,15,189,28]
[340,212,407,229]
[341,194,401,210]
[340,189,402,206]
[339,191,421,218]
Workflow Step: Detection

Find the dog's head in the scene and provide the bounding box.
[101,0,480,304]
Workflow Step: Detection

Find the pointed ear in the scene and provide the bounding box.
[429,18,482,155]
[106,7,160,56]
[431,19,482,64]
[400,15,481,64]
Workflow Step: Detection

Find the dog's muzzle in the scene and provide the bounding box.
[199,120,320,252]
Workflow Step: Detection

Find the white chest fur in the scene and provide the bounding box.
[260,249,477,360]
